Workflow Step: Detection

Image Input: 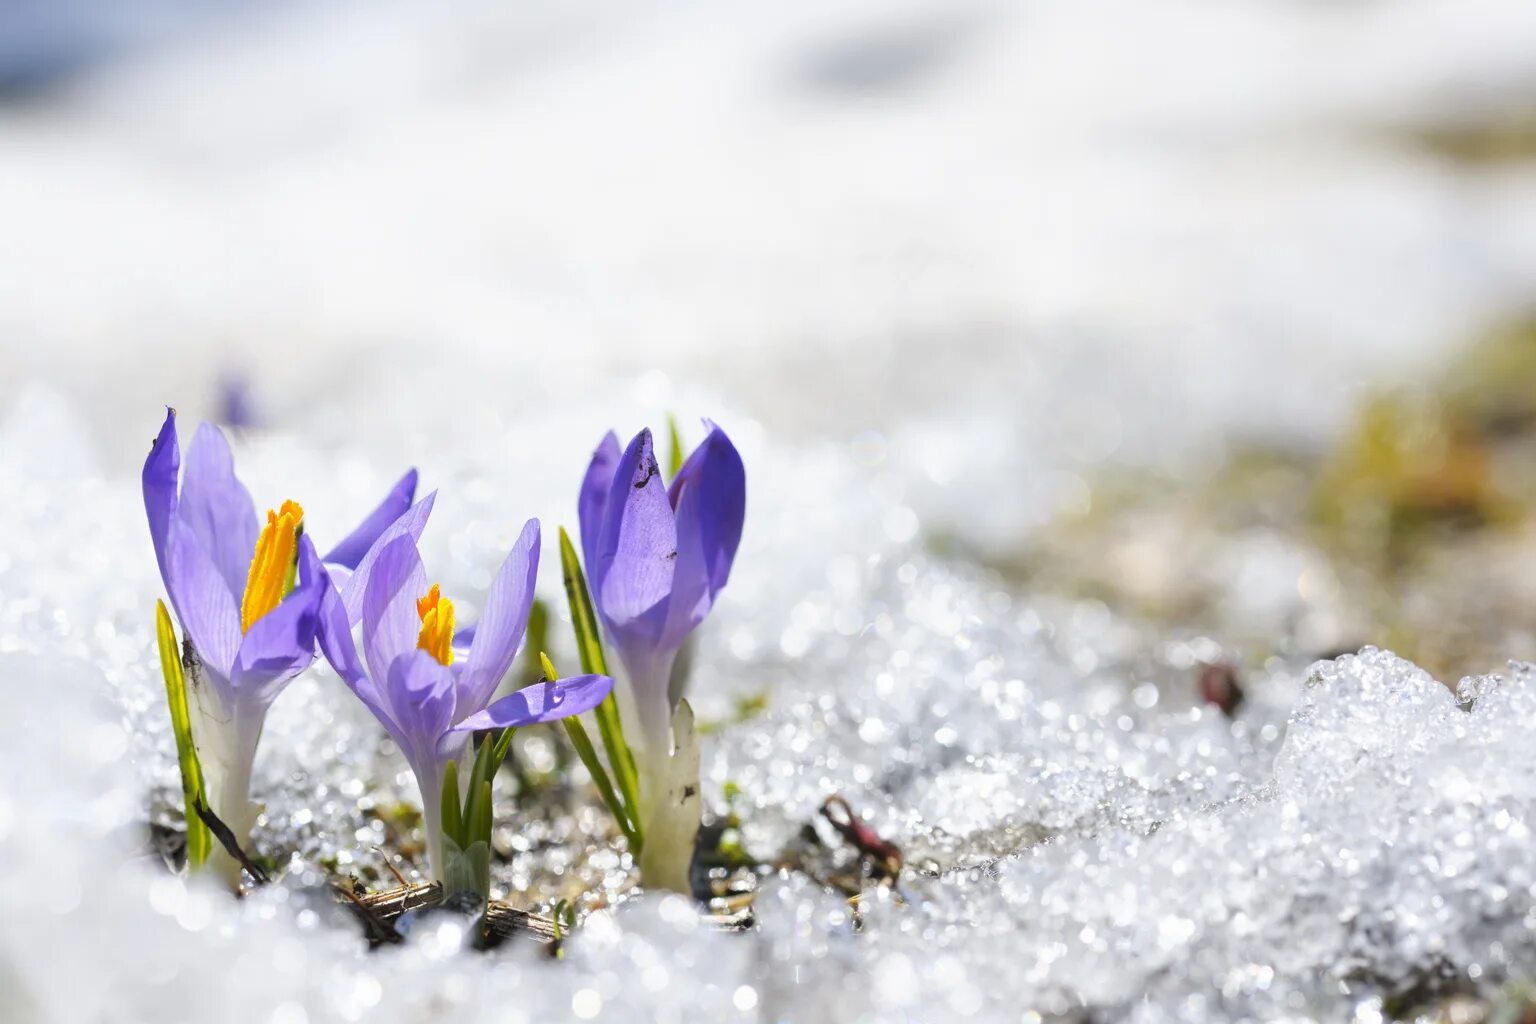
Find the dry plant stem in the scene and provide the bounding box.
[346,883,559,945]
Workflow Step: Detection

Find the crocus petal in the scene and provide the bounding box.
[457,518,540,716]
[340,491,436,625]
[578,431,621,588]
[230,534,322,709]
[594,429,676,646]
[142,407,180,583]
[165,515,243,687]
[448,674,613,736]
[661,423,746,649]
[452,623,476,647]
[323,468,419,570]
[313,557,403,746]
[381,649,458,770]
[361,534,429,690]
[180,422,261,602]
[218,374,257,430]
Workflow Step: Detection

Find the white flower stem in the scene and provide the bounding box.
[618,650,701,894]
[188,691,263,890]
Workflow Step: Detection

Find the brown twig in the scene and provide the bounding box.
[192,797,270,885]
[819,796,902,881]
[371,846,410,887]
[332,882,403,946]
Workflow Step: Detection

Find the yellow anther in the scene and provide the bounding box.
[241,500,305,633]
[416,583,456,666]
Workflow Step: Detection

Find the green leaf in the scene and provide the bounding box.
[519,598,549,687]
[562,713,642,854]
[667,414,686,478]
[491,726,515,767]
[465,733,498,814]
[556,902,574,945]
[595,699,641,836]
[440,760,463,846]
[547,652,643,854]
[557,528,609,677]
[156,601,211,869]
[465,779,494,851]
[440,833,490,902]
[557,529,642,833]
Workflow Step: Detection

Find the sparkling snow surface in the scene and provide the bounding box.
[4,0,1536,1020]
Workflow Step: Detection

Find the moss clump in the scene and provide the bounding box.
[1311,390,1499,566]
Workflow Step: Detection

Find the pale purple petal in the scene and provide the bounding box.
[323,468,419,569]
[314,560,368,692]
[448,674,613,735]
[180,422,260,602]
[458,518,540,716]
[230,534,322,709]
[661,423,746,649]
[142,407,180,584]
[382,649,458,769]
[165,515,242,686]
[361,534,428,689]
[578,431,621,588]
[594,429,675,646]
[340,491,436,625]
[314,557,402,746]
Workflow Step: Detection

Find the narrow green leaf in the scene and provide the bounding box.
[546,652,638,850]
[465,779,494,850]
[519,599,549,687]
[551,899,567,943]
[595,697,641,838]
[557,528,609,676]
[478,781,493,847]
[490,726,515,768]
[468,839,491,905]
[667,414,686,478]
[440,760,463,846]
[562,714,642,854]
[440,833,489,902]
[557,529,642,832]
[466,733,497,811]
[156,601,210,869]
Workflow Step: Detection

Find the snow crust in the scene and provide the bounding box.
[4,0,1536,1019]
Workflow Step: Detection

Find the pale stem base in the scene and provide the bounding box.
[187,679,263,891]
[636,699,702,895]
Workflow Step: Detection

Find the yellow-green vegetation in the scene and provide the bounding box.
[988,315,1536,682]
[696,689,771,735]
[1311,389,1504,566]
[1406,106,1536,165]
[1442,315,1536,433]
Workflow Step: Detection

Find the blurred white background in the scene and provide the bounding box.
[2,0,1535,536]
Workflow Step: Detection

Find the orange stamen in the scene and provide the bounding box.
[416,583,456,666]
[240,499,304,633]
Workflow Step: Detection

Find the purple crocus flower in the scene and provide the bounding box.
[578,423,745,807]
[314,510,613,882]
[218,372,258,430]
[142,407,418,883]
